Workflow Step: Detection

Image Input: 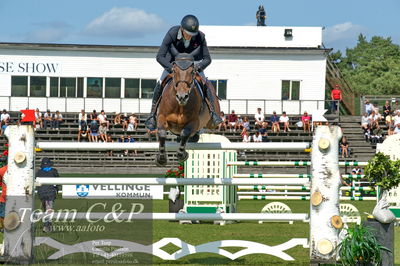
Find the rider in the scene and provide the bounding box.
[145,14,223,130]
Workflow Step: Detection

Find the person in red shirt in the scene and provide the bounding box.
[301,111,311,133]
[0,161,7,231]
[227,110,238,132]
[331,84,342,114]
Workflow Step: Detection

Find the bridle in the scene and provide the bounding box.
[172,64,195,92]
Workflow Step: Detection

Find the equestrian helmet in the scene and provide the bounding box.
[181,15,199,36]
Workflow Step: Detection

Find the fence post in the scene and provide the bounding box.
[3,125,35,263]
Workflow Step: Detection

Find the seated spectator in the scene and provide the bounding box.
[385,113,393,128]
[98,110,110,130]
[301,111,311,133]
[79,109,87,129]
[90,110,98,122]
[99,123,108,142]
[236,115,244,131]
[387,126,395,137]
[218,111,227,131]
[52,110,63,130]
[368,110,378,125]
[253,131,262,142]
[279,111,290,132]
[370,122,384,144]
[340,136,350,158]
[89,120,99,142]
[270,111,280,133]
[114,113,126,130]
[127,114,138,131]
[254,108,266,129]
[243,116,250,131]
[125,135,137,155]
[240,127,248,139]
[393,111,400,126]
[0,109,10,126]
[394,123,400,134]
[77,121,88,142]
[364,100,374,115]
[352,166,361,175]
[242,131,251,143]
[258,124,270,142]
[33,108,42,129]
[1,121,8,136]
[43,109,52,129]
[363,124,372,142]
[361,113,369,130]
[227,110,238,132]
[383,100,391,119]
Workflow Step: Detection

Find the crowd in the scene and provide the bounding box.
[218,108,314,143]
[362,99,400,145]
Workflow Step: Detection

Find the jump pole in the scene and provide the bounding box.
[227,161,368,166]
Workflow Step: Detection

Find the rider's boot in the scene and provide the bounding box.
[205,84,223,128]
[145,81,162,131]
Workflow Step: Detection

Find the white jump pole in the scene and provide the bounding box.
[3,125,35,263]
[227,161,368,166]
[238,185,373,191]
[35,177,310,186]
[36,141,310,151]
[310,125,342,262]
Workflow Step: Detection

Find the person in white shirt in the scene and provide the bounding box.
[254,108,265,129]
[43,109,53,129]
[242,132,251,143]
[78,109,87,130]
[394,123,400,134]
[279,111,291,132]
[253,131,262,142]
[393,111,400,126]
[98,110,109,130]
[361,113,369,130]
[365,100,374,115]
[1,109,10,124]
[368,111,378,124]
[34,108,42,129]
[52,110,63,130]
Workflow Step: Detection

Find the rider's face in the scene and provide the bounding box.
[182,30,192,41]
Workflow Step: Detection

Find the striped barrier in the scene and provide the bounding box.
[238,185,374,192]
[227,161,368,166]
[233,174,311,178]
[239,195,376,201]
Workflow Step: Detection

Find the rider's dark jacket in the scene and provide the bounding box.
[156,25,211,73]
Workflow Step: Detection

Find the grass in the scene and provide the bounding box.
[4,198,397,265]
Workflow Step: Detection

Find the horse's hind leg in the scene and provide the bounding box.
[156,128,168,166]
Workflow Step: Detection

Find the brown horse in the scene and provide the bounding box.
[155,53,220,166]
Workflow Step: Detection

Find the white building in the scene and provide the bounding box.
[0,26,328,115]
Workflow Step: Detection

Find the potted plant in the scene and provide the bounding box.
[364,152,400,223]
[338,224,390,266]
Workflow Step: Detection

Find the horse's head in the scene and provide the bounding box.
[172,53,195,106]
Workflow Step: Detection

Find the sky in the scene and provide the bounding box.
[0,0,399,53]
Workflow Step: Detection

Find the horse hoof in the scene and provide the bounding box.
[177,151,189,162]
[156,154,168,166]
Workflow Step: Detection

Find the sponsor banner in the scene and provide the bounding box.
[62,184,163,199]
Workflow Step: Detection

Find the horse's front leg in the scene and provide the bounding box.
[156,120,168,166]
[177,124,196,162]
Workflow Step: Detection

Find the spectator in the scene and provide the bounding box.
[114,113,125,130]
[127,114,138,131]
[89,119,99,142]
[270,111,280,132]
[118,135,126,157]
[79,109,87,129]
[218,111,227,131]
[387,126,395,137]
[122,113,129,131]
[227,110,238,132]
[236,115,244,131]
[33,108,42,129]
[279,111,291,132]
[125,135,137,155]
[99,122,108,142]
[301,111,311,133]
[0,109,10,125]
[368,110,379,125]
[0,120,8,136]
[363,124,372,142]
[383,100,391,119]
[106,135,114,156]
[340,136,350,158]
[370,122,384,144]
[243,116,250,131]
[43,109,52,129]
[0,155,8,232]
[393,100,400,115]
[98,110,110,130]
[393,111,400,126]
[77,121,88,142]
[352,165,362,175]
[330,84,342,113]
[254,108,266,129]
[385,113,393,128]
[253,131,262,142]
[364,100,374,115]
[394,123,400,134]
[361,113,369,130]
[36,158,59,233]
[242,131,251,143]
[52,110,63,130]
[240,127,248,139]
[258,124,270,142]
[90,110,98,122]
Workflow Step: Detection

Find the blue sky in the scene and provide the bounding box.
[0,0,398,53]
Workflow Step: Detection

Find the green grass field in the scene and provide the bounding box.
[10,198,397,265]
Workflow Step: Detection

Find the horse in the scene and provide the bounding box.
[155,53,220,166]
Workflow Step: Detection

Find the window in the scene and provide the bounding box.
[125,78,140,98]
[210,79,227,100]
[77,78,84,97]
[141,79,157,99]
[60,77,76,97]
[105,78,121,98]
[11,76,28,96]
[29,76,46,97]
[87,77,102,98]
[281,80,300,100]
[50,77,59,97]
